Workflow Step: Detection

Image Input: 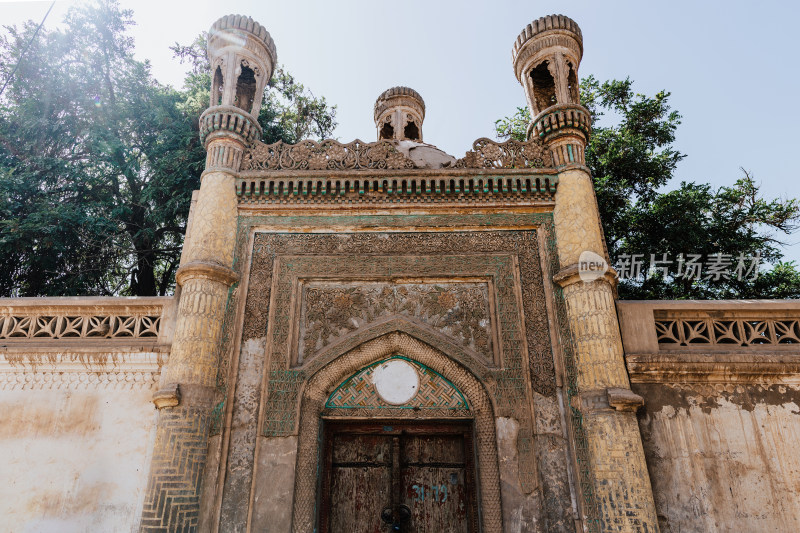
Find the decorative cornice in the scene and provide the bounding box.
[236,136,561,206]
[530,103,591,142]
[175,261,240,287]
[0,350,165,390]
[199,105,262,147]
[625,353,800,385]
[209,14,277,65]
[235,173,557,206]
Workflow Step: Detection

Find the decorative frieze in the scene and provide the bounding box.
[243,138,415,171]
[0,298,170,341]
[0,351,165,390]
[235,173,557,205]
[453,137,554,169]
[243,136,556,173]
[655,316,800,347]
[0,314,160,340]
[236,136,558,205]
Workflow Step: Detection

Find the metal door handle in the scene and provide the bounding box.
[381,504,411,530]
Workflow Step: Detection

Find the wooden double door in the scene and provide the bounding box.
[319,421,479,533]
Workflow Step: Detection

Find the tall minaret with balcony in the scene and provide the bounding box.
[140,15,275,532]
[513,15,660,532]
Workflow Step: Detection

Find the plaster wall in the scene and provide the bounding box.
[618,300,800,533]
[0,384,158,533]
[634,383,800,533]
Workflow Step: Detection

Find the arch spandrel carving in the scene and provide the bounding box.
[291,331,504,533]
[299,317,498,395]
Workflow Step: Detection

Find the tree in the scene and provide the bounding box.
[496,77,800,299]
[0,0,337,297]
[170,35,337,145]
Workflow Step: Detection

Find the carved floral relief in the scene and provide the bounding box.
[299,282,492,364]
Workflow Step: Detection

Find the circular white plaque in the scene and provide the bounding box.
[372,359,419,405]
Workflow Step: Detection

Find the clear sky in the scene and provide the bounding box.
[3,0,800,262]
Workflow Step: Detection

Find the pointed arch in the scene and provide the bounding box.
[302,316,495,386]
[291,330,503,533]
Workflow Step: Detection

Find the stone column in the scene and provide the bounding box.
[513,17,659,527]
[539,109,660,532]
[139,119,247,533]
[138,16,274,531]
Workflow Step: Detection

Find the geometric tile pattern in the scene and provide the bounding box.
[139,405,210,532]
[325,356,469,411]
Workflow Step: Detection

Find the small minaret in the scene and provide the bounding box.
[207,15,276,117]
[141,15,276,532]
[201,15,276,170]
[512,15,582,116]
[512,15,590,166]
[513,15,660,532]
[374,86,425,142]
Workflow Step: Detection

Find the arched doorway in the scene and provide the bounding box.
[291,332,503,533]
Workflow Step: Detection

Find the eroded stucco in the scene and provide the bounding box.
[635,383,800,533]
[0,388,157,533]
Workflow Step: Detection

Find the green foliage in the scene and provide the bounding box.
[496,77,800,299]
[171,36,337,144]
[494,106,529,142]
[0,0,337,296]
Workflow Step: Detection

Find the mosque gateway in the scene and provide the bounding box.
[2,13,800,533]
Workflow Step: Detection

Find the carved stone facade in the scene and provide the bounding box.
[2,11,799,533]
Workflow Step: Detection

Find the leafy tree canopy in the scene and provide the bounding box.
[0,0,336,296]
[496,76,800,299]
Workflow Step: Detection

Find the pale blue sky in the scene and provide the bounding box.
[3,0,799,262]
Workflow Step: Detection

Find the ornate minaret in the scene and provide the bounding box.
[374,86,425,141]
[140,15,275,532]
[513,15,660,532]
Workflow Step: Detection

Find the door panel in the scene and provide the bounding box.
[329,434,392,533]
[321,422,477,533]
[401,435,469,533]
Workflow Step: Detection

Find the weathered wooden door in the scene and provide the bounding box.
[320,421,478,533]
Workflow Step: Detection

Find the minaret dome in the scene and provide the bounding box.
[374,86,425,142]
[512,15,583,119]
[207,14,277,118]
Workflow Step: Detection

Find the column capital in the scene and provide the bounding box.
[553,262,618,288]
[176,261,240,287]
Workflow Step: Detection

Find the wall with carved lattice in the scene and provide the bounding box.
[0,297,174,531]
[618,301,800,533]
